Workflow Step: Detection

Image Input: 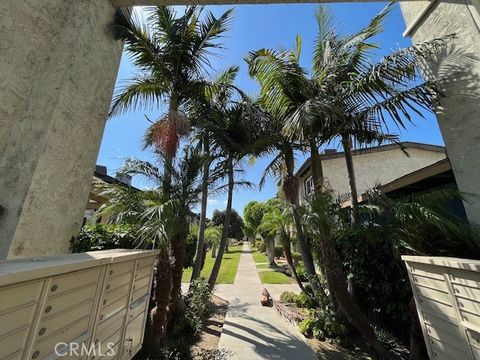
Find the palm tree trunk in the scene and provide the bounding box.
[280,230,306,292]
[309,139,324,191]
[162,92,179,193]
[283,147,320,295]
[317,230,386,356]
[342,134,360,300]
[306,199,384,356]
[266,237,276,266]
[342,134,360,224]
[148,249,173,353]
[167,211,189,326]
[191,135,210,280]
[208,158,234,289]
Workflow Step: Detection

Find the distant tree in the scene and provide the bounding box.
[211,209,244,240]
[184,224,199,269]
[243,201,269,239]
[204,225,222,258]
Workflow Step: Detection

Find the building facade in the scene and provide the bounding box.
[296,142,447,203]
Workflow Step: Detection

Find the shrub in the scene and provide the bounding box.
[70,224,139,253]
[298,307,348,342]
[156,337,193,360]
[280,291,299,304]
[291,252,302,265]
[274,245,284,258]
[258,241,266,253]
[295,264,308,282]
[183,227,198,269]
[296,291,317,309]
[182,278,212,336]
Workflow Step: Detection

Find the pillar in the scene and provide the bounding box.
[0,0,123,258]
[400,0,480,224]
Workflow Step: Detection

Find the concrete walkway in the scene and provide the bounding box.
[217,243,317,360]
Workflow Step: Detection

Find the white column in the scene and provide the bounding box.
[400,0,480,224]
[0,0,123,258]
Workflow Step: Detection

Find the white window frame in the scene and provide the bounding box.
[304,176,314,197]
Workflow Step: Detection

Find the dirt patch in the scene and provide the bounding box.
[192,294,229,358]
[307,338,372,360]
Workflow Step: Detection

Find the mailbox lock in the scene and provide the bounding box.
[51,284,58,292]
[109,270,114,275]
[32,351,40,359]
[39,327,46,336]
[45,306,52,313]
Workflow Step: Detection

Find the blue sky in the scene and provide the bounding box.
[97,3,445,218]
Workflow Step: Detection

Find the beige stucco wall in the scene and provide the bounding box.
[0,0,122,259]
[400,0,480,224]
[299,147,446,202]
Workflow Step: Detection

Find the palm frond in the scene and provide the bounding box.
[109,76,168,117]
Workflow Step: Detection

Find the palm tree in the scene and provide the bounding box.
[246,6,384,354]
[188,66,240,281]
[206,98,270,289]
[257,200,306,292]
[111,6,234,192]
[109,7,234,340]
[99,147,204,352]
[246,43,325,297]
[309,4,448,224]
[204,225,222,258]
[248,4,451,354]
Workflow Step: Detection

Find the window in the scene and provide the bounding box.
[304,176,314,197]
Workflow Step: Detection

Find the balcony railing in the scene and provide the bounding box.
[0,249,159,360]
[403,255,480,360]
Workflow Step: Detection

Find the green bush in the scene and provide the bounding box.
[280,291,299,304]
[156,337,193,360]
[258,241,266,253]
[291,252,302,265]
[298,307,348,342]
[295,264,308,282]
[182,278,212,336]
[70,224,139,253]
[274,245,284,258]
[296,291,316,309]
[184,227,198,269]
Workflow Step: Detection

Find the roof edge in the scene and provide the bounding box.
[295,141,445,178]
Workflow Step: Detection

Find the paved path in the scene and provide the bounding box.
[217,244,317,360]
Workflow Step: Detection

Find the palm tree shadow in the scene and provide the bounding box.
[221,314,349,359]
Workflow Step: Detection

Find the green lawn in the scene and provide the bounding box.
[255,263,270,269]
[251,248,268,264]
[258,270,293,284]
[182,245,243,284]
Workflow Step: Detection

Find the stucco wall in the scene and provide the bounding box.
[400,0,480,224]
[299,147,446,201]
[0,0,122,258]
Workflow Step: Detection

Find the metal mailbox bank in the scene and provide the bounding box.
[0,249,159,360]
[403,256,480,360]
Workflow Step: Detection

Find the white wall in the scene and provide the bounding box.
[299,147,446,201]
